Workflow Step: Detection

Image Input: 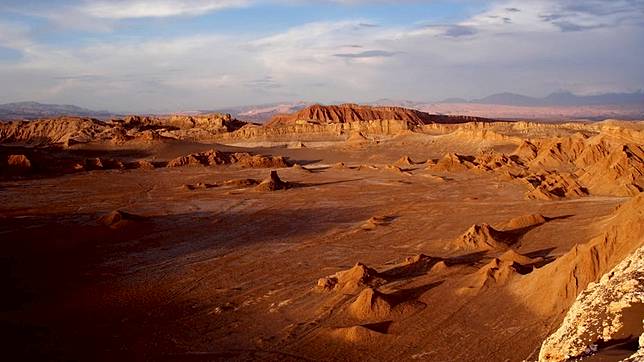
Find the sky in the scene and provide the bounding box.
[0,0,643,113]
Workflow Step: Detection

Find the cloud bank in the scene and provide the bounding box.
[0,0,642,112]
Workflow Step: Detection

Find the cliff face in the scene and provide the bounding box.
[2,106,640,149]
[267,104,495,127]
[121,113,244,132]
[223,118,413,142]
[0,114,247,146]
[0,117,110,146]
[539,245,644,361]
[514,195,644,315]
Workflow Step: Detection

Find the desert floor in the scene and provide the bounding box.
[0,135,636,361]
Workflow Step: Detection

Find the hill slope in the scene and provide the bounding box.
[0,101,113,121]
[267,104,495,126]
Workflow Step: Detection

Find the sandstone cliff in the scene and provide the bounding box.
[539,245,644,361]
[267,104,495,127]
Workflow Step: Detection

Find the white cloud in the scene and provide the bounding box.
[0,21,33,50]
[79,0,251,19]
[0,0,643,111]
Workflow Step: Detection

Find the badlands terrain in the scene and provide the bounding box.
[0,104,643,361]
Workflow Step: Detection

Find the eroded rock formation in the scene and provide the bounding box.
[539,246,644,361]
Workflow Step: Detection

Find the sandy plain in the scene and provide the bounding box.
[0,109,642,361]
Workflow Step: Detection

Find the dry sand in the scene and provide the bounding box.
[0,111,642,361]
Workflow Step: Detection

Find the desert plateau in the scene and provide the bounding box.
[1,1,644,361]
[1,103,643,361]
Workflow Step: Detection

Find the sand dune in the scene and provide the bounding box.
[97,210,146,229]
[330,324,387,343]
[503,214,547,230]
[318,263,385,293]
[452,223,515,251]
[348,287,395,319]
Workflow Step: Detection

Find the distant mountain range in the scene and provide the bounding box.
[2,90,642,122]
[211,101,311,123]
[0,101,113,121]
[440,90,644,107]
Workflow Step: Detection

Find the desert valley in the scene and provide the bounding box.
[1,103,642,361]
[2,0,644,361]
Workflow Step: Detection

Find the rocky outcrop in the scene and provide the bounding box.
[255,171,291,191]
[523,171,589,200]
[166,149,288,168]
[237,154,289,168]
[395,155,416,166]
[168,114,243,131]
[5,154,32,173]
[452,223,515,251]
[504,214,547,230]
[348,287,394,320]
[430,153,477,172]
[506,132,644,197]
[466,251,541,291]
[81,157,125,171]
[226,118,414,140]
[118,113,247,141]
[513,140,539,162]
[474,149,521,172]
[515,195,644,314]
[128,160,156,170]
[345,131,370,144]
[423,128,643,199]
[267,104,496,127]
[119,113,244,132]
[97,210,146,229]
[317,263,385,294]
[0,117,110,146]
[527,133,588,170]
[0,114,248,146]
[577,144,644,196]
[539,246,644,361]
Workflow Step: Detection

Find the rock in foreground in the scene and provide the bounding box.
[539,246,644,361]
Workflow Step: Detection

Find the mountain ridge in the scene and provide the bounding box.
[448,90,644,107]
[266,103,496,126]
[0,101,114,121]
[3,89,643,123]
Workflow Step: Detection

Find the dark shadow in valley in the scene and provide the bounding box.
[499,214,575,248]
[0,204,378,308]
[361,320,393,334]
[524,247,558,268]
[544,214,574,222]
[0,204,379,361]
[387,280,445,305]
[398,167,421,172]
[288,159,323,166]
[0,145,155,180]
[445,251,489,267]
[380,255,442,280]
[290,178,364,189]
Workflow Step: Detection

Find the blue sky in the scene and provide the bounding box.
[0,0,643,112]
